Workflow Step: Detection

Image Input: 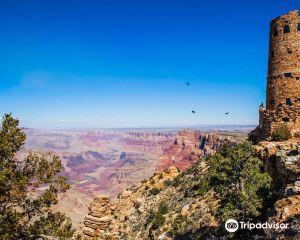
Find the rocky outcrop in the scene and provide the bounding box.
[82,195,115,238]
[79,139,300,240]
[257,141,300,193]
[256,141,300,239]
[157,129,238,172]
[81,162,220,239]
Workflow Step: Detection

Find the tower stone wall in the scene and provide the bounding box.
[251,10,300,141]
[267,10,300,109]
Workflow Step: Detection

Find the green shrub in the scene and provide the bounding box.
[147,210,165,230]
[149,188,160,195]
[168,214,186,237]
[172,175,181,187]
[207,141,272,223]
[195,179,210,196]
[158,202,168,215]
[272,125,291,141]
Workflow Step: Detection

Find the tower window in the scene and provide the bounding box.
[282,117,289,122]
[271,99,275,105]
[273,28,278,37]
[283,25,290,33]
[284,72,292,78]
[286,98,292,105]
[271,51,275,58]
[298,23,300,31]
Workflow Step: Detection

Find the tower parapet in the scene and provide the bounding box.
[250,10,300,141]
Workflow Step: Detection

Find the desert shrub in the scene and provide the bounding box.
[152,212,165,229]
[207,141,272,223]
[272,125,291,141]
[195,179,210,196]
[172,175,181,187]
[158,202,168,215]
[145,185,150,190]
[168,214,186,237]
[147,210,165,230]
[149,188,160,195]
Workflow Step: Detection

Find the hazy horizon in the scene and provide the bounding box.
[23,124,256,132]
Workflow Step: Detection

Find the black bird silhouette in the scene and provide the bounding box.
[225,112,230,115]
[192,110,196,114]
[185,82,190,86]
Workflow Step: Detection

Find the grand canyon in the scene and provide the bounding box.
[18,128,248,228]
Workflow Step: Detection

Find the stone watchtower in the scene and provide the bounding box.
[251,10,300,140]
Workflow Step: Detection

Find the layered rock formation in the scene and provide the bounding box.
[80,161,220,239]
[157,129,238,171]
[256,141,300,239]
[21,129,242,229]
[82,195,115,238]
[78,137,300,239]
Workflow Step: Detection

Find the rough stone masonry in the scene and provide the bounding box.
[250,10,300,141]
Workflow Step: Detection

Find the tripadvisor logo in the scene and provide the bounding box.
[225,219,289,233]
[225,219,239,233]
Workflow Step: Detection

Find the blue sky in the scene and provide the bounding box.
[0,0,299,128]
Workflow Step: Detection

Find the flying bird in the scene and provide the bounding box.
[185,82,190,86]
[225,112,230,115]
[192,110,196,114]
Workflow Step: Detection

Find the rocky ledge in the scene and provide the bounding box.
[79,140,300,239]
[80,164,219,239]
[256,141,300,239]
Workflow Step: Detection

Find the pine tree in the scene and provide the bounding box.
[0,114,74,239]
[207,141,272,222]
